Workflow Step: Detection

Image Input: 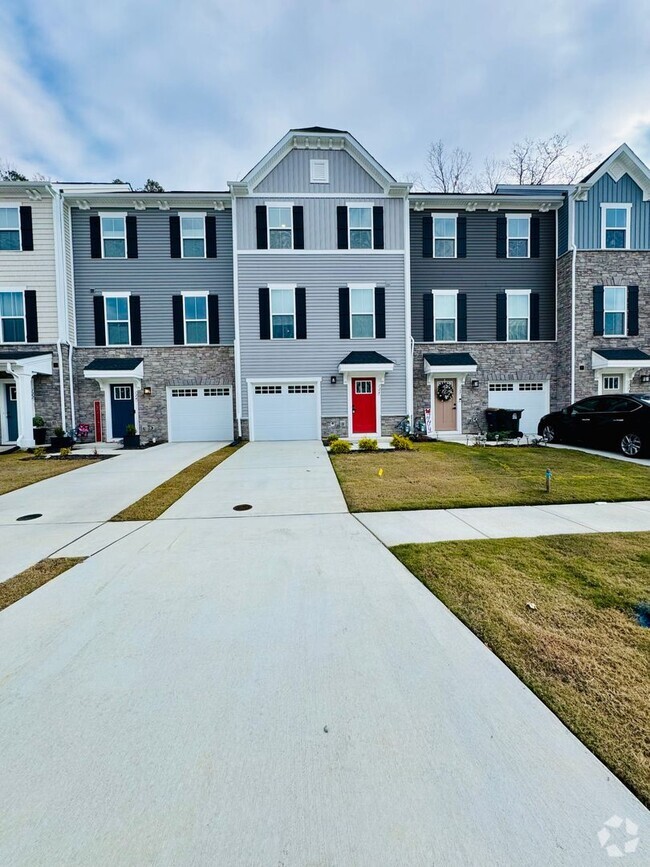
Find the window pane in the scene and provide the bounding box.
[508,295,528,317]
[182,237,205,257]
[350,287,373,314]
[2,318,25,342]
[435,319,455,341]
[269,229,292,249]
[508,318,528,341]
[350,229,372,249]
[186,320,208,344]
[272,315,294,339]
[349,207,371,229]
[435,294,456,319]
[508,218,529,238]
[351,314,374,338]
[267,208,292,229]
[434,217,455,238]
[605,228,625,249]
[0,292,24,317]
[604,312,625,335]
[107,322,129,345]
[508,238,528,257]
[104,238,126,257]
[0,231,20,251]
[271,289,293,315]
[184,295,207,320]
[604,287,625,311]
[434,238,455,257]
[605,208,627,228]
[101,217,125,237]
[0,208,19,229]
[105,296,128,321]
[181,216,204,237]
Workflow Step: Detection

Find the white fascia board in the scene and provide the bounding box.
[410,195,564,211]
[338,362,394,373]
[2,353,53,376]
[591,352,650,371]
[423,361,477,375]
[582,144,650,201]
[83,361,144,381]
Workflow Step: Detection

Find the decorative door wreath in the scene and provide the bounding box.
[436,381,454,402]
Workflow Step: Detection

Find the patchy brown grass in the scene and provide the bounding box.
[0,557,85,612]
[393,532,650,807]
[331,441,650,512]
[111,443,243,521]
[0,452,100,496]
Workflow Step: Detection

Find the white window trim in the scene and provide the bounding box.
[178,212,207,260]
[505,288,531,342]
[506,213,531,259]
[432,289,458,343]
[99,212,127,260]
[266,202,294,250]
[181,290,210,345]
[0,203,22,252]
[432,213,457,259]
[268,283,296,341]
[348,282,376,339]
[346,202,374,250]
[600,203,632,250]
[309,159,329,184]
[103,291,131,346]
[602,285,627,338]
[0,287,27,344]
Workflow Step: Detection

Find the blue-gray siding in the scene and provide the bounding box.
[72,208,234,346]
[254,148,384,195]
[410,210,556,342]
[557,196,569,255]
[576,172,650,249]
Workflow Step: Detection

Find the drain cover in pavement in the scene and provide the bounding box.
[16,513,42,521]
[233,504,252,512]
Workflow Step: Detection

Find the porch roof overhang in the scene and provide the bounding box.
[0,351,52,377]
[84,357,144,385]
[591,348,650,371]
[338,351,394,384]
[423,352,478,376]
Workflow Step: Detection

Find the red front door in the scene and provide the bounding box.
[352,378,376,434]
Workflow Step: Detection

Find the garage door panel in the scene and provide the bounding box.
[250,382,319,441]
[168,386,233,442]
[488,381,549,434]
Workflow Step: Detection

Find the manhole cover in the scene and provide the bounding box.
[233,504,252,512]
[16,513,42,521]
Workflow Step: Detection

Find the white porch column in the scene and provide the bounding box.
[13,371,35,449]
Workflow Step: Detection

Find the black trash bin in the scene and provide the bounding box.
[485,407,523,436]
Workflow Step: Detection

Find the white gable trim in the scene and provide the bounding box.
[577,143,650,202]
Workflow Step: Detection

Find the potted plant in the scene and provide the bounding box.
[76,422,91,442]
[32,415,47,446]
[50,426,74,451]
[123,424,140,450]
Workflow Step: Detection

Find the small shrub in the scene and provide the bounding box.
[329,439,352,454]
[33,447,46,458]
[358,438,378,452]
[391,434,414,451]
[32,415,45,428]
[125,424,137,436]
[59,447,72,457]
[326,433,340,445]
[53,426,65,438]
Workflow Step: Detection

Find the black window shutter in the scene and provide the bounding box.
[457,216,467,258]
[125,216,138,259]
[90,216,102,258]
[496,292,507,341]
[208,294,220,343]
[373,206,384,249]
[375,286,386,338]
[259,287,270,339]
[496,217,507,258]
[457,293,467,342]
[170,216,181,258]
[293,207,304,250]
[205,215,217,258]
[93,295,106,345]
[422,214,433,258]
[172,295,184,344]
[19,206,33,251]
[295,287,307,339]
[423,293,434,342]
[530,217,540,258]
[339,287,350,338]
[593,285,604,336]
[337,207,348,249]
[530,293,540,340]
[256,206,268,250]
[627,285,639,336]
[129,295,142,344]
[24,290,38,341]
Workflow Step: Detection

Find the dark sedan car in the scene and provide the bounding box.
[538,394,650,457]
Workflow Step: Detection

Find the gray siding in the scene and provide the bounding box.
[410,210,556,342]
[237,253,407,418]
[576,173,650,249]
[557,196,569,255]
[254,148,384,195]
[72,208,234,346]
[238,197,403,251]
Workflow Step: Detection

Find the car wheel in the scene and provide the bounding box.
[620,432,643,457]
[542,423,558,443]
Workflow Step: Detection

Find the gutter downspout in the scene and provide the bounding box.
[50,186,68,430]
[403,195,414,423]
[569,189,578,404]
[231,193,242,439]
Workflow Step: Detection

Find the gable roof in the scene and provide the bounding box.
[578,143,650,201]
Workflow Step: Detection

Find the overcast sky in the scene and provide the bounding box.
[1,0,649,189]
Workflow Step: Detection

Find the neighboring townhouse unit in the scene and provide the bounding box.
[229,127,411,441]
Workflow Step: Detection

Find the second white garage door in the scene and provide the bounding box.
[488,381,550,434]
[249,382,320,441]
[167,386,233,442]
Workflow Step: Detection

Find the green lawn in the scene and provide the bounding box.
[393,532,650,807]
[331,441,650,512]
[0,452,100,496]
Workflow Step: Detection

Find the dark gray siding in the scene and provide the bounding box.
[575,173,650,249]
[72,208,234,346]
[254,148,384,195]
[410,209,556,342]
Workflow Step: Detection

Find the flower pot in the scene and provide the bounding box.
[33,427,48,445]
[50,436,74,452]
[123,434,141,450]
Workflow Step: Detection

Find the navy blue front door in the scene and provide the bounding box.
[5,384,18,441]
[110,384,135,438]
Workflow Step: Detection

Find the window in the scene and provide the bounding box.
[171,388,198,397]
[100,215,126,258]
[0,206,21,251]
[254,385,282,394]
[104,294,130,345]
[348,205,372,249]
[601,204,631,249]
[602,376,621,392]
[267,206,293,249]
[489,383,514,392]
[506,291,530,341]
[350,286,374,338]
[432,214,457,258]
[112,386,132,401]
[183,293,209,344]
[180,214,206,258]
[310,159,329,183]
[432,291,457,342]
[507,215,530,258]
[603,286,626,336]
[288,384,315,394]
[518,382,544,391]
[270,287,295,339]
[355,380,373,394]
[0,290,25,342]
[570,397,601,414]
[204,387,230,397]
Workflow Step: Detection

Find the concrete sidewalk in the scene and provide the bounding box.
[356,499,650,546]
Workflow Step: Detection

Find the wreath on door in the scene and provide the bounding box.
[436,381,454,402]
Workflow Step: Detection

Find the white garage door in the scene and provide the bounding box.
[249,382,320,441]
[488,381,550,434]
[167,386,233,442]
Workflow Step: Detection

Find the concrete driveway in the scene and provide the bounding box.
[0,442,647,866]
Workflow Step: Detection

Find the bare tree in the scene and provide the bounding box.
[426,139,473,193]
[472,156,507,193]
[403,170,426,192]
[506,134,596,185]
